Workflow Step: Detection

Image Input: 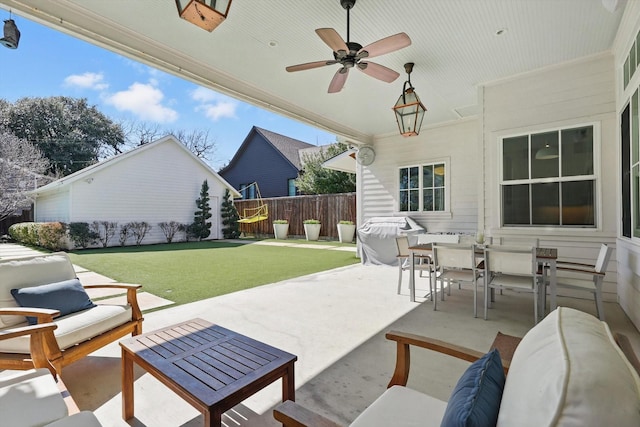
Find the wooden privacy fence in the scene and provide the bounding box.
[234,193,356,238]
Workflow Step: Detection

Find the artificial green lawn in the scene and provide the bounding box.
[67,240,359,306]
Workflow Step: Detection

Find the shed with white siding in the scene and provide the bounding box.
[32,135,241,247]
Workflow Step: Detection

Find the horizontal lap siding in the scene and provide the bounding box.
[35,191,70,223]
[67,140,224,244]
[365,119,480,233]
[483,53,618,302]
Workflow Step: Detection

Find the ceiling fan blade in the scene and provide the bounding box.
[286,60,335,72]
[328,68,349,93]
[316,28,348,53]
[357,61,400,83]
[359,32,411,59]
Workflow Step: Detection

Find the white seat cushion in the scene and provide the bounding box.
[0,368,68,427]
[497,306,640,427]
[350,385,447,427]
[0,304,132,353]
[44,411,103,427]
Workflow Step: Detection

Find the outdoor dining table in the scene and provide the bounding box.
[407,244,558,316]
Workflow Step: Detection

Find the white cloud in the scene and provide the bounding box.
[105,82,178,123]
[198,102,238,121]
[191,87,238,121]
[64,72,108,91]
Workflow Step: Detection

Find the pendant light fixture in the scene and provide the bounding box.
[392,62,427,137]
[0,11,20,49]
[175,0,232,32]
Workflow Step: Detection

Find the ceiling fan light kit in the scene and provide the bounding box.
[286,0,411,93]
[175,0,231,32]
[393,62,427,137]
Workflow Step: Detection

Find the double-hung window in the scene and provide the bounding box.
[501,125,596,227]
[399,162,446,212]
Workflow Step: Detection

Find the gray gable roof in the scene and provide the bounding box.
[253,127,315,170]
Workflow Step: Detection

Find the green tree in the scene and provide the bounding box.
[0,96,125,175]
[221,189,240,239]
[190,180,212,240]
[295,142,356,194]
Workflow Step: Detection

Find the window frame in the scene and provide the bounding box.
[498,122,601,229]
[397,159,450,214]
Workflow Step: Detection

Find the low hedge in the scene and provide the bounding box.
[9,222,67,251]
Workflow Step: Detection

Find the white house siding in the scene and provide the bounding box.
[614,2,640,330]
[34,190,70,223]
[362,118,480,233]
[35,138,232,246]
[482,53,618,302]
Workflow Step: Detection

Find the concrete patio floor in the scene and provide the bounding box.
[55,262,640,427]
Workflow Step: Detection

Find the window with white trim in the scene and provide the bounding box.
[399,162,446,212]
[501,125,596,227]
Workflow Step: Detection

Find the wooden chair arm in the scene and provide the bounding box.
[274,400,343,427]
[84,283,144,323]
[385,331,511,387]
[83,283,142,290]
[555,266,604,276]
[0,322,59,376]
[0,307,60,324]
[556,260,595,268]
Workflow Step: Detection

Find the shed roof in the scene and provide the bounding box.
[32,135,241,198]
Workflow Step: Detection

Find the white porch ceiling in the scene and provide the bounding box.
[0,0,625,143]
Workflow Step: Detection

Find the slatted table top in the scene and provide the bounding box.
[120,318,297,409]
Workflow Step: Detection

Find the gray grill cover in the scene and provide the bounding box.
[357,217,425,265]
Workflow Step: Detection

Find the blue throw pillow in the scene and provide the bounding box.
[11,278,97,325]
[440,348,505,427]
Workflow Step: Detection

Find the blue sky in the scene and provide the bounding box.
[0,16,336,169]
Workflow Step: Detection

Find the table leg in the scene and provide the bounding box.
[283,362,295,402]
[122,349,134,420]
[409,251,416,303]
[205,409,222,427]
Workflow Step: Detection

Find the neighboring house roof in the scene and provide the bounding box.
[220,126,315,173]
[32,135,242,198]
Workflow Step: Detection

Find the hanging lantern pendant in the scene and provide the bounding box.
[392,62,427,137]
[0,19,20,49]
[175,0,232,32]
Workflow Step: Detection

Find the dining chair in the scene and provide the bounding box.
[394,236,435,298]
[549,244,613,321]
[483,245,542,324]
[432,243,482,317]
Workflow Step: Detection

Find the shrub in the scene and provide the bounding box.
[8,222,40,247]
[68,222,99,249]
[338,220,354,225]
[221,189,240,239]
[303,219,320,224]
[119,223,132,246]
[38,222,67,250]
[158,221,184,243]
[92,221,118,248]
[127,221,151,246]
[273,219,288,224]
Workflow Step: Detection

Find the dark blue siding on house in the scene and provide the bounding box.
[220,131,303,198]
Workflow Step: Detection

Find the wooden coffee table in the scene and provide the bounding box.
[120,318,297,426]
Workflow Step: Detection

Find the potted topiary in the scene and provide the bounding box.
[273,219,289,239]
[303,219,321,241]
[337,220,356,243]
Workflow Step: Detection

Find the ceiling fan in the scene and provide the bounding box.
[285,0,411,93]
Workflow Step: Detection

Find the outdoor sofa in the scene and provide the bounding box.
[0,251,143,375]
[275,306,640,426]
